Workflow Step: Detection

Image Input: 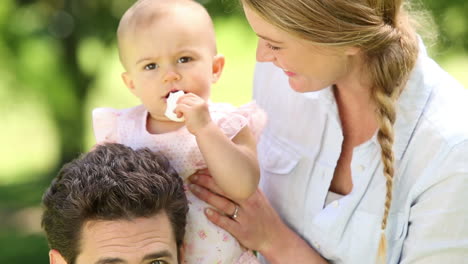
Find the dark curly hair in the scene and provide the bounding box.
[41,143,188,263]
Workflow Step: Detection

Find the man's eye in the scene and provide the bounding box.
[150,260,167,264]
[177,56,192,63]
[144,63,158,70]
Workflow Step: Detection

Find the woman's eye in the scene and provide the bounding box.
[177,56,193,63]
[266,42,281,51]
[144,63,158,70]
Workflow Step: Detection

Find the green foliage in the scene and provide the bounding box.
[0,231,49,263]
[0,178,50,209]
[423,0,468,53]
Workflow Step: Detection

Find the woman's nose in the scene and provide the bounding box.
[163,70,181,83]
[256,39,275,62]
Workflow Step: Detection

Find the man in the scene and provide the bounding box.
[42,143,189,264]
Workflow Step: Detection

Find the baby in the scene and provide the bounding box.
[92,0,265,263]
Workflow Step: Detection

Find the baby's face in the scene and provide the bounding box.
[120,9,222,121]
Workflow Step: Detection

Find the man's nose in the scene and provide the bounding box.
[256,39,275,62]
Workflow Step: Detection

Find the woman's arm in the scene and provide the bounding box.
[189,172,328,263]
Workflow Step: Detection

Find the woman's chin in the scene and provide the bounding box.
[288,78,328,93]
[288,78,304,92]
[288,78,315,93]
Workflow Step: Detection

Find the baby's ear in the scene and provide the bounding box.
[121,72,136,95]
[49,249,68,264]
[211,54,225,83]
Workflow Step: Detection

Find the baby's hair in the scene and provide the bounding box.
[241,0,420,261]
[117,0,217,70]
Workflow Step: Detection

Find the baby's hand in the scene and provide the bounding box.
[165,91,185,122]
[174,93,213,135]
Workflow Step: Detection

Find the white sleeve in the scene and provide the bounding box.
[400,141,468,263]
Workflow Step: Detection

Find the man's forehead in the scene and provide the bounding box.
[81,213,174,243]
[77,213,178,264]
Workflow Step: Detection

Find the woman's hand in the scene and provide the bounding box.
[188,170,328,263]
[189,170,281,253]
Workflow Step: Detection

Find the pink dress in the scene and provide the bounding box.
[93,102,266,264]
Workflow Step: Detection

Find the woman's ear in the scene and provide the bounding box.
[121,72,137,95]
[211,54,225,83]
[345,46,360,56]
[49,249,68,264]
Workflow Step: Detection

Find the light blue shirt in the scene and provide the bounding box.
[253,43,468,263]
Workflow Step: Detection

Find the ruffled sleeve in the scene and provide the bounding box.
[92,107,121,144]
[210,101,267,140]
[235,101,267,140]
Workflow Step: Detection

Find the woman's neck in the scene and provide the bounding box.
[334,64,378,146]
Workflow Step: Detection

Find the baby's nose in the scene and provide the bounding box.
[163,70,181,83]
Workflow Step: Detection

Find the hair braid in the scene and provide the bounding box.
[366,8,418,262]
[375,91,396,230]
[373,78,397,263]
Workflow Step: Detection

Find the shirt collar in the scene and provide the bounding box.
[393,38,434,160]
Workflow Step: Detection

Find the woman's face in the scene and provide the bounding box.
[243,5,358,93]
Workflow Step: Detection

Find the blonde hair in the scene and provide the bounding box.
[242,0,419,262]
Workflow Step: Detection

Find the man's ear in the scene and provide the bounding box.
[121,72,137,95]
[211,54,225,83]
[178,245,185,264]
[49,249,68,264]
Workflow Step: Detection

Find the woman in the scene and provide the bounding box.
[189,0,468,263]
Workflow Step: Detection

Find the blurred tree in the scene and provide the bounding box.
[2,0,130,166]
[422,0,468,54]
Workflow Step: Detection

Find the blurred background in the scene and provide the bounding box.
[0,0,466,262]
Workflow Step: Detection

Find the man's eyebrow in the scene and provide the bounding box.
[94,257,126,264]
[93,250,173,264]
[142,250,174,261]
[256,34,283,44]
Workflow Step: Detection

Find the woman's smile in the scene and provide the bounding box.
[283,70,296,77]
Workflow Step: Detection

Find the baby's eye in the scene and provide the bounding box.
[266,42,281,51]
[144,63,158,70]
[177,56,193,63]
